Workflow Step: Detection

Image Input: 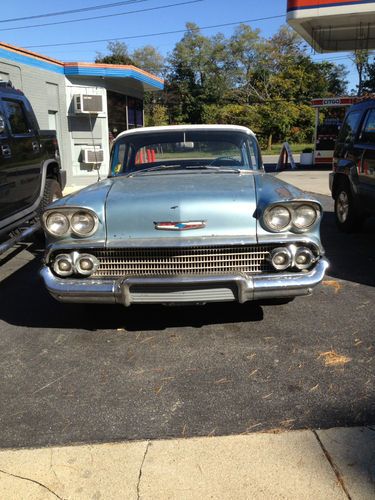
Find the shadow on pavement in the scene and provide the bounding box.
[318,198,375,288]
[0,257,264,330]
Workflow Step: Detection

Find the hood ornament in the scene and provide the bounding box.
[154,221,206,231]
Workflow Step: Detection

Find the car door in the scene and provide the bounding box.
[356,107,375,212]
[1,97,44,216]
[0,101,15,221]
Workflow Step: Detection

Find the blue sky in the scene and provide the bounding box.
[0,0,357,89]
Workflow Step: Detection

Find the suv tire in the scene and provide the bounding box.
[334,183,361,232]
[40,178,63,213]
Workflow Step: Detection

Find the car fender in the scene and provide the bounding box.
[0,159,62,232]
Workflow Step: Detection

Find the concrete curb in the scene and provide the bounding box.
[0,427,373,499]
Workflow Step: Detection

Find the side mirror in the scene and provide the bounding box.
[0,115,5,134]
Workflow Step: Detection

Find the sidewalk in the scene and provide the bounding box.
[276,170,331,196]
[0,427,373,499]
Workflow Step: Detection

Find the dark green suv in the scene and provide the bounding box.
[330,99,375,232]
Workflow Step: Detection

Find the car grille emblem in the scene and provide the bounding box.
[154,221,206,231]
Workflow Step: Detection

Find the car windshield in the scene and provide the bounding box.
[110,130,261,176]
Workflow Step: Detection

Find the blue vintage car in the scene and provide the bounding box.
[40,125,328,306]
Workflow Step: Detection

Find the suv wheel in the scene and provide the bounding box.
[334,184,361,232]
[40,178,63,213]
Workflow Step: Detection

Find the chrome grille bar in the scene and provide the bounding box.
[82,246,274,278]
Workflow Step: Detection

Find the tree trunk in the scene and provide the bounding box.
[267,134,273,150]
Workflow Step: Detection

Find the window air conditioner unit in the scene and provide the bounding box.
[73,94,103,114]
[81,148,104,164]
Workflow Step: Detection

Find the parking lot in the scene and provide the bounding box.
[0,194,374,451]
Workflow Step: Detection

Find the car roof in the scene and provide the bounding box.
[0,81,24,97]
[115,124,256,142]
[348,98,375,112]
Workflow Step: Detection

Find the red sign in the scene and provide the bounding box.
[311,97,358,107]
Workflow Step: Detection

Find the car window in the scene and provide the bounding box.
[337,111,361,144]
[111,131,260,175]
[2,99,30,135]
[359,108,375,144]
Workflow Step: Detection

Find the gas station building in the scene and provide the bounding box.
[287,1,375,165]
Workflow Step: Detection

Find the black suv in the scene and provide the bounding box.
[0,81,65,253]
[330,99,375,232]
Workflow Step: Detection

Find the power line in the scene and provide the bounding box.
[0,0,203,32]
[0,0,148,23]
[25,15,285,48]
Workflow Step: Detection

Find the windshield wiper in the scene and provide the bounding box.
[127,165,183,177]
[127,164,243,177]
[185,166,242,173]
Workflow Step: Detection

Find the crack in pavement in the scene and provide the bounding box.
[0,468,64,499]
[137,441,151,500]
[312,431,352,500]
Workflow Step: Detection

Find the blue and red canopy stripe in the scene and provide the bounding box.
[288,0,375,11]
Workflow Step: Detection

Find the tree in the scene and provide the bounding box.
[165,23,234,123]
[95,41,134,65]
[360,55,375,93]
[132,45,165,76]
[351,49,369,95]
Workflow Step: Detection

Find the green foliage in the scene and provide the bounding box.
[202,104,260,130]
[145,103,169,126]
[95,41,134,65]
[132,45,165,76]
[96,27,349,144]
[96,41,165,75]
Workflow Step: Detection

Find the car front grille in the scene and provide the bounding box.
[85,245,274,278]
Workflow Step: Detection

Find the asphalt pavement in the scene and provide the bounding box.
[0,192,374,451]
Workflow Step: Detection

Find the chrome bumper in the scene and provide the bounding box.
[40,258,329,306]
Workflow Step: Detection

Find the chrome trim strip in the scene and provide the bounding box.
[41,258,329,305]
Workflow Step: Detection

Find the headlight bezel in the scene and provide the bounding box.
[70,211,98,237]
[263,205,292,232]
[263,202,321,233]
[43,208,99,238]
[292,204,318,230]
[45,212,70,237]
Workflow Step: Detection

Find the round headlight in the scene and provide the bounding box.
[264,206,292,231]
[45,212,69,236]
[294,247,315,270]
[270,247,292,271]
[71,211,97,236]
[75,254,99,276]
[293,205,318,230]
[52,254,74,277]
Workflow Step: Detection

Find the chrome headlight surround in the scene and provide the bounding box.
[44,212,70,237]
[263,202,321,233]
[263,205,292,232]
[292,204,319,231]
[71,211,98,237]
[75,253,100,276]
[43,208,99,238]
[269,247,293,271]
[52,254,74,277]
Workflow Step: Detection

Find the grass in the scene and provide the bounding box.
[261,143,313,155]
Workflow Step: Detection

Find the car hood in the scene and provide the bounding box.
[105,171,258,245]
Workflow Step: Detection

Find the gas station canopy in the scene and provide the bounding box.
[287,0,375,52]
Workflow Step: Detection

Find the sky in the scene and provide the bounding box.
[0,0,360,90]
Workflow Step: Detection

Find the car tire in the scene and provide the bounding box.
[40,178,63,213]
[334,183,362,233]
[33,179,63,246]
